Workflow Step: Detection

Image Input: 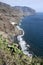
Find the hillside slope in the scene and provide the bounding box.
[0,35,43,65]
[0,2,35,43]
[0,2,43,65]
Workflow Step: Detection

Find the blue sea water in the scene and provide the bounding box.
[20,13,43,57]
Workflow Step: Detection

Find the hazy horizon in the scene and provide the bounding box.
[0,0,43,12]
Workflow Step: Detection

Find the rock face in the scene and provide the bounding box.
[0,2,43,65]
[0,2,35,15]
[13,6,35,16]
[0,2,35,42]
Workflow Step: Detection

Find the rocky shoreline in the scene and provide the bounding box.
[0,2,36,44]
[16,22,32,57]
[0,2,43,65]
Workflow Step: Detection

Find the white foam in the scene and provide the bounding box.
[10,21,32,57]
[17,25,32,57]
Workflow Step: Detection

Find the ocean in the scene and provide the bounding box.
[20,13,43,57]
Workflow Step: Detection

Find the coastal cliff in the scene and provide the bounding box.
[0,2,43,65]
[0,2,35,43]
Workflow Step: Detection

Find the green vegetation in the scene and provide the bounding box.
[0,2,43,65]
[0,35,43,65]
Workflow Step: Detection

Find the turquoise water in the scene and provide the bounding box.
[20,13,43,57]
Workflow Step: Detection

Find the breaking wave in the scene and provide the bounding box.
[17,24,32,57]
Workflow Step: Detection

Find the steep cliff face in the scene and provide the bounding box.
[0,2,35,16]
[13,6,35,16]
[0,2,43,65]
[0,2,35,39]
